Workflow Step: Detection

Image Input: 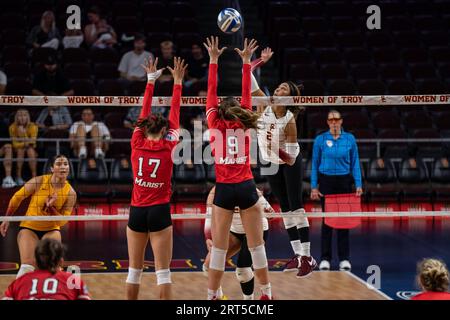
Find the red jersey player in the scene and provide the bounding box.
[203,36,273,300]
[126,56,187,300]
[2,239,90,300]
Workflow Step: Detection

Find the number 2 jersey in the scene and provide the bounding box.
[131,83,181,207]
[206,63,253,184]
[2,270,90,300]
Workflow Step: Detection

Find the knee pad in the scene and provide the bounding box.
[210,247,227,271]
[126,267,143,284]
[249,245,268,269]
[282,212,298,229]
[235,267,254,283]
[155,269,172,285]
[16,264,35,279]
[293,209,309,228]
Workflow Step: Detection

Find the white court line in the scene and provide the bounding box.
[345,271,392,300]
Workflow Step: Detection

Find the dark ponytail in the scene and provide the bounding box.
[135,114,169,135]
[218,97,259,129]
[35,238,66,274]
[285,81,305,119]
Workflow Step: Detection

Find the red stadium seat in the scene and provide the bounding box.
[98,79,125,96]
[70,79,96,96]
[387,80,416,95]
[5,77,32,95]
[64,63,92,80]
[320,64,348,80]
[4,62,30,79]
[328,79,356,95]
[350,64,379,80]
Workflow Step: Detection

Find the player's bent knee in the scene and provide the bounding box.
[210,246,227,271]
[126,267,143,284]
[297,215,310,229]
[236,267,254,283]
[156,269,172,285]
[249,245,268,269]
[282,215,298,229]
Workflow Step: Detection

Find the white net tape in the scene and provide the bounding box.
[1,211,450,222]
[1,94,449,107]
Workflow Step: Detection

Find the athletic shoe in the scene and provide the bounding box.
[95,148,104,159]
[283,254,300,272]
[319,260,330,271]
[296,255,318,278]
[2,176,16,188]
[339,260,351,271]
[79,146,87,159]
[218,295,229,300]
[260,295,273,300]
[15,177,25,186]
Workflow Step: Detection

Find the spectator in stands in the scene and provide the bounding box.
[412,258,450,300]
[118,33,154,83]
[36,106,73,133]
[0,116,15,188]
[157,40,175,83]
[32,55,74,96]
[185,42,208,87]
[69,108,110,159]
[310,110,362,272]
[26,11,61,50]
[0,70,6,95]
[9,109,38,186]
[123,106,140,130]
[84,6,117,49]
[62,28,84,49]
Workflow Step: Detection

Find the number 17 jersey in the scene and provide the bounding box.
[131,128,178,207]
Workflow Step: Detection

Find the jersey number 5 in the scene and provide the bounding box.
[137,157,161,178]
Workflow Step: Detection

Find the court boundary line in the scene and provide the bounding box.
[346,271,392,300]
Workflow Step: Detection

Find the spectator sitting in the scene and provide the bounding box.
[412,258,450,300]
[62,28,84,49]
[118,33,154,83]
[36,106,73,133]
[26,11,61,50]
[84,6,117,49]
[32,55,74,96]
[0,70,6,95]
[0,115,15,188]
[185,42,208,87]
[156,40,175,83]
[123,104,167,129]
[9,109,38,186]
[69,108,110,159]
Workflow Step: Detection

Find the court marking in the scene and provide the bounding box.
[346,271,393,300]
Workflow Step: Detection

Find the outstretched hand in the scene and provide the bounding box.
[203,36,227,64]
[167,57,188,85]
[235,38,258,64]
[141,57,165,83]
[260,47,274,63]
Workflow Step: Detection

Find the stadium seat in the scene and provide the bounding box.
[64,63,92,80]
[343,48,372,64]
[416,79,449,94]
[378,128,410,159]
[172,18,199,34]
[316,49,342,64]
[70,79,96,96]
[1,28,25,45]
[2,45,27,63]
[174,162,208,195]
[379,64,408,80]
[143,18,171,33]
[320,64,348,80]
[4,62,30,79]
[365,157,399,201]
[357,80,386,95]
[5,78,32,95]
[350,64,379,80]
[108,128,132,158]
[289,64,319,80]
[308,32,336,48]
[141,1,169,19]
[371,111,402,130]
[110,157,133,200]
[90,48,120,65]
[301,80,325,96]
[76,158,110,199]
[335,32,365,48]
[301,17,329,33]
[62,48,89,64]
[398,157,432,201]
[328,79,357,95]
[373,48,402,64]
[387,80,416,95]
[98,79,125,97]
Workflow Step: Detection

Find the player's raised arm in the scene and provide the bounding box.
[166,57,188,138]
[204,36,227,128]
[139,57,164,119]
[251,48,274,113]
[235,38,259,110]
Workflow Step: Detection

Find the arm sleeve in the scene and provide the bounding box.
[206,63,218,128]
[241,63,252,110]
[167,84,182,141]
[311,137,321,189]
[350,136,362,188]
[117,54,128,74]
[138,83,155,119]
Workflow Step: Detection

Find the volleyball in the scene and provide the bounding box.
[217,8,242,34]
